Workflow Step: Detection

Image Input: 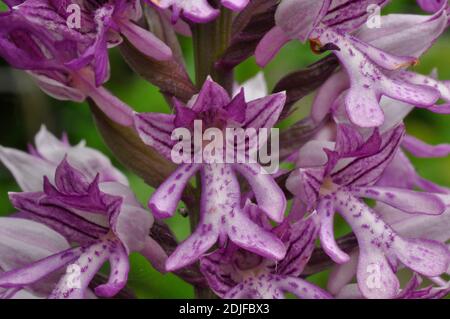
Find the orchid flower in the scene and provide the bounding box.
[0,128,166,299]
[286,124,449,298]
[256,0,449,127]
[329,198,450,298]
[0,0,172,126]
[0,217,95,299]
[326,138,450,297]
[311,7,450,126]
[134,77,287,271]
[200,203,332,299]
[145,0,249,23]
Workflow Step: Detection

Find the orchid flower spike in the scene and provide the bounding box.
[134,77,288,271]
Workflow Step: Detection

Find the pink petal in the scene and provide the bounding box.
[149,163,201,218]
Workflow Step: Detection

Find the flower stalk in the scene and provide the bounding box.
[193,3,234,93]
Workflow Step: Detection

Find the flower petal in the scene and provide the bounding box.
[199,248,238,298]
[10,192,109,245]
[94,243,130,297]
[232,162,286,223]
[286,167,324,210]
[355,9,448,58]
[191,76,230,113]
[275,0,331,41]
[393,238,449,277]
[356,248,400,299]
[227,205,286,261]
[350,186,446,215]
[318,199,350,263]
[110,203,153,253]
[276,218,319,276]
[30,72,86,102]
[49,239,119,299]
[311,71,349,123]
[323,0,389,32]
[317,28,440,127]
[33,126,129,185]
[255,26,291,67]
[331,125,405,187]
[149,164,201,218]
[0,217,70,272]
[83,85,134,127]
[221,0,249,11]
[139,236,168,273]
[243,92,286,130]
[328,250,359,295]
[402,135,450,158]
[119,20,172,61]
[165,220,219,272]
[0,146,54,192]
[417,0,447,13]
[278,277,333,299]
[0,246,82,288]
[134,112,177,160]
[389,205,450,243]
[148,0,219,23]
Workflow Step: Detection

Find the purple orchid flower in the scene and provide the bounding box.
[255,0,391,66]
[328,190,450,298]
[145,0,249,23]
[0,128,166,299]
[311,7,450,127]
[286,124,449,298]
[256,0,449,128]
[0,0,172,126]
[200,203,332,299]
[134,77,287,271]
[322,98,450,298]
[326,135,450,298]
[0,217,98,299]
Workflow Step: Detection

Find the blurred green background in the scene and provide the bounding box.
[0,1,449,298]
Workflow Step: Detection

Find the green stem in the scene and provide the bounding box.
[190,4,233,299]
[193,6,233,92]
